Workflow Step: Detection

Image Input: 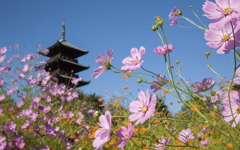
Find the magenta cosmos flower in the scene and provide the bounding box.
[150,74,167,93]
[204,21,240,54]
[93,111,112,150]
[116,123,134,148]
[92,49,113,78]
[129,90,157,125]
[192,78,215,94]
[178,129,194,143]
[222,91,240,127]
[202,0,240,29]
[121,47,145,72]
[154,44,174,55]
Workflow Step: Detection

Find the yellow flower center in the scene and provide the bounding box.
[236,108,240,114]
[142,106,148,112]
[102,60,111,69]
[222,35,230,41]
[133,60,139,65]
[223,7,233,15]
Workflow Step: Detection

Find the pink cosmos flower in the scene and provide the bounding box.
[116,123,134,148]
[200,139,210,146]
[169,6,178,20]
[170,17,178,26]
[155,136,171,150]
[0,78,4,86]
[0,55,6,63]
[121,47,145,72]
[234,67,240,84]
[154,44,174,55]
[0,94,6,101]
[150,74,167,93]
[0,47,7,54]
[129,90,157,125]
[202,0,240,29]
[222,91,240,127]
[92,49,113,78]
[192,78,215,94]
[71,77,82,85]
[178,129,194,143]
[37,49,49,55]
[204,21,240,54]
[93,111,111,150]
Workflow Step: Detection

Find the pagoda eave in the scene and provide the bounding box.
[43,41,89,58]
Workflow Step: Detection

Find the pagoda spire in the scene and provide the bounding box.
[61,18,66,42]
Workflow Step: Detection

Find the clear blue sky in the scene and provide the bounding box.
[0,0,235,113]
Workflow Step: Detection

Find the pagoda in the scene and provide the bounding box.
[39,20,90,88]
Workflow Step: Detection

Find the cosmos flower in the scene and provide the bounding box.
[71,77,82,85]
[0,95,6,103]
[154,44,174,55]
[168,6,178,20]
[222,91,240,127]
[0,55,6,63]
[7,86,15,95]
[200,139,210,146]
[5,121,16,134]
[0,47,7,54]
[40,146,50,150]
[0,78,4,86]
[234,67,240,84]
[204,21,240,54]
[121,47,145,72]
[192,78,215,94]
[92,49,113,78]
[178,129,194,143]
[116,123,134,148]
[150,74,167,93]
[129,90,157,125]
[93,111,111,150]
[155,136,171,150]
[202,0,240,29]
[170,17,178,26]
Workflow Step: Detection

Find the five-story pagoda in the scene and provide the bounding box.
[39,20,90,88]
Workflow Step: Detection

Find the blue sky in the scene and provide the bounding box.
[0,0,236,113]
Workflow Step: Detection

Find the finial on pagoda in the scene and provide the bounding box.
[60,18,66,42]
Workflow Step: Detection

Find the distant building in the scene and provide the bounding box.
[39,20,90,88]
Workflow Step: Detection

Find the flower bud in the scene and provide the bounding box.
[205,51,211,56]
[210,91,216,96]
[155,16,164,26]
[190,5,192,8]
[137,78,142,83]
[176,9,183,15]
[179,67,182,69]
[207,64,211,68]
[94,111,100,117]
[176,61,180,64]
[170,64,174,68]
[151,25,158,31]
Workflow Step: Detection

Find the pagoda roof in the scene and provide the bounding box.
[41,40,89,58]
[46,57,89,72]
[56,74,90,87]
